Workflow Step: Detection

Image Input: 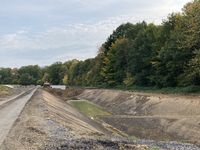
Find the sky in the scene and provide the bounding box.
[0,0,190,68]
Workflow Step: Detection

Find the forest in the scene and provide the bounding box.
[0,0,200,90]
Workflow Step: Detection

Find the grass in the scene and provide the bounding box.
[71,85,200,94]
[0,85,11,95]
[109,85,200,94]
[69,100,111,118]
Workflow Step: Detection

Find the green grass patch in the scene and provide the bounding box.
[69,100,111,118]
[0,85,11,95]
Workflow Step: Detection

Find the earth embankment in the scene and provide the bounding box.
[78,89,200,145]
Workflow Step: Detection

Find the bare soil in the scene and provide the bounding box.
[77,89,200,145]
[0,88,37,146]
[1,89,147,150]
[0,86,28,101]
[45,87,84,100]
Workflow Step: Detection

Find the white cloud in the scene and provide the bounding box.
[0,0,191,67]
[0,16,142,53]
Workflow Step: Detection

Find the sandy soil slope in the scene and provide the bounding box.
[1,89,146,150]
[78,89,200,145]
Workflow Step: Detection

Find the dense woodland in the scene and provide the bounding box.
[0,0,200,89]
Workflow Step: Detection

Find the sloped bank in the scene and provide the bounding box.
[1,89,149,150]
[77,89,200,145]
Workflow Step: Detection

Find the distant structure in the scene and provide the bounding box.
[43,82,51,88]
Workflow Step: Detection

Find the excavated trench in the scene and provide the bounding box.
[77,89,200,146]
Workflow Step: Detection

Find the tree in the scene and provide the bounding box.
[182,0,200,50]
[18,65,42,85]
[19,73,34,85]
[63,75,69,85]
[123,72,135,88]
[180,50,200,86]
[127,23,158,86]
[101,38,130,86]
[46,62,66,85]
[152,13,187,87]
[42,73,49,83]
[0,68,12,84]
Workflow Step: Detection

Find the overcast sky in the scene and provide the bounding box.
[0,0,190,68]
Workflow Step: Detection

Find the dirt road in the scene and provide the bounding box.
[0,88,37,146]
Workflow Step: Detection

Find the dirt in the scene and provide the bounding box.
[102,116,179,141]
[0,86,29,101]
[1,89,146,150]
[1,88,200,149]
[77,89,200,146]
[45,87,84,100]
[0,88,37,146]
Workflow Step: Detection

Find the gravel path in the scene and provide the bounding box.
[0,88,37,146]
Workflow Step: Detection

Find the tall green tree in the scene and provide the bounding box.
[18,65,41,85]
[46,62,66,85]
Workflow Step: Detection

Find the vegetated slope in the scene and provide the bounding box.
[78,89,200,145]
[69,100,111,118]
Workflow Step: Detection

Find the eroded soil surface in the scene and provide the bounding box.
[1,88,200,150]
[78,89,200,146]
[0,86,24,100]
[1,89,148,150]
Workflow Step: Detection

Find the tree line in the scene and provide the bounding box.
[0,0,200,88]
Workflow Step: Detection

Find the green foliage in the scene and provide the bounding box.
[0,68,12,84]
[1,0,200,92]
[18,65,42,85]
[123,72,135,87]
[42,73,50,83]
[180,50,200,85]
[46,62,66,85]
[63,75,69,85]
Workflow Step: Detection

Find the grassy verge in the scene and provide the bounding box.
[85,85,200,94]
[0,85,11,96]
[69,85,200,94]
[69,100,111,118]
[116,85,200,94]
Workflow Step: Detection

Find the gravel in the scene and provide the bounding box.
[44,138,200,150]
[137,139,200,150]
